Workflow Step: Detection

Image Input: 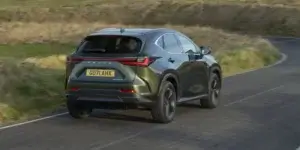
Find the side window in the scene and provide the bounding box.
[163,33,182,53]
[177,35,197,53]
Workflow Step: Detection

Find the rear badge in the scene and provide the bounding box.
[86,61,112,65]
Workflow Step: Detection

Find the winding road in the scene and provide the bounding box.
[0,37,300,150]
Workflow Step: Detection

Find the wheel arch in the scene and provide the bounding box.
[209,63,222,87]
[158,70,180,100]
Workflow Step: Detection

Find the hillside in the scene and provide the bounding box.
[0,0,300,36]
[0,0,299,7]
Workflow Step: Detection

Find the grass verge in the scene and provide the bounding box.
[0,23,281,124]
[0,58,65,123]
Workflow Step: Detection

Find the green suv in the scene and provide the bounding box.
[65,28,222,123]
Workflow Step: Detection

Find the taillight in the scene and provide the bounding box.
[66,56,158,67]
[120,57,157,67]
[68,87,79,91]
[120,89,135,93]
[66,56,83,64]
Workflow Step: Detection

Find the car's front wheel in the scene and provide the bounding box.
[151,81,177,124]
[67,100,92,119]
[200,73,221,108]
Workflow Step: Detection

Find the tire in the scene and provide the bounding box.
[151,81,177,124]
[67,99,92,119]
[200,73,221,109]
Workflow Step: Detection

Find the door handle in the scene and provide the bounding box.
[168,58,175,63]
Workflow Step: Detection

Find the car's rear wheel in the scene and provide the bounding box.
[151,81,177,124]
[200,73,221,108]
[67,100,92,119]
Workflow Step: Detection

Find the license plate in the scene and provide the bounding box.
[85,69,115,77]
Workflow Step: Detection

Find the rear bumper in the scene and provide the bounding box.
[65,88,155,109]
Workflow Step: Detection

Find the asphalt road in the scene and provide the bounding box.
[0,37,300,150]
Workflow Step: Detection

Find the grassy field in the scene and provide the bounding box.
[0,0,284,124]
[0,43,73,123]
[0,44,74,58]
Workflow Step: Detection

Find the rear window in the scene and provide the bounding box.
[77,35,142,54]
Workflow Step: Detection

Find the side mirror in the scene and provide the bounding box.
[185,49,196,60]
[185,49,195,54]
[200,46,212,55]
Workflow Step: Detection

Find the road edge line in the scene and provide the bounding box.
[0,52,288,130]
[224,85,285,106]
[0,113,68,130]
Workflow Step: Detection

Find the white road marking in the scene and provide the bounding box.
[224,85,285,107]
[90,127,159,150]
[0,52,288,130]
[0,112,68,131]
[296,146,300,150]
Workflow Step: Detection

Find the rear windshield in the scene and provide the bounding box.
[77,35,142,54]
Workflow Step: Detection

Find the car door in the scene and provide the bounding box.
[175,33,209,97]
[159,33,191,99]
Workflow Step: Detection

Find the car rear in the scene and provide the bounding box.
[65,34,158,109]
